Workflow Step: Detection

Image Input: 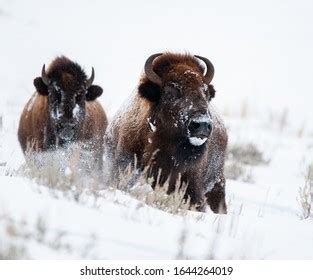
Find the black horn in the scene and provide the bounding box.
[195,55,215,84]
[86,67,95,88]
[144,53,163,86]
[41,64,51,86]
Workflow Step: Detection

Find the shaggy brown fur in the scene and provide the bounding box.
[18,57,108,168]
[106,53,228,213]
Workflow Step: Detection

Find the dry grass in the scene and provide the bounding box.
[227,143,268,166]
[278,108,289,132]
[22,147,192,216]
[0,243,27,260]
[113,162,193,215]
[175,222,189,259]
[21,145,104,202]
[225,142,268,183]
[0,213,75,259]
[225,162,253,182]
[298,164,313,219]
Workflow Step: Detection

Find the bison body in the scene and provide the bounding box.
[106,53,228,213]
[18,57,107,168]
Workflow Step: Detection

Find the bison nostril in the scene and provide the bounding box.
[189,122,201,130]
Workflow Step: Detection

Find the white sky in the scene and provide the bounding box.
[1,0,313,128]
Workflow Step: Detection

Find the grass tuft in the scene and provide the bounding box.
[225,142,268,183]
[298,164,313,219]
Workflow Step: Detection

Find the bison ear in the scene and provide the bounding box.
[34,77,48,96]
[86,85,103,101]
[138,80,161,102]
[208,84,216,100]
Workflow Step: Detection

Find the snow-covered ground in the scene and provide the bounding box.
[1,0,313,259]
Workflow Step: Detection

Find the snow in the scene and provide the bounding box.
[2,111,312,259]
[73,104,81,119]
[148,118,157,132]
[50,107,61,120]
[202,83,208,92]
[1,0,313,260]
[188,137,208,146]
[184,70,200,77]
[64,167,72,177]
[190,115,211,124]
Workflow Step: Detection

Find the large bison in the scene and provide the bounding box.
[18,56,108,168]
[106,53,228,213]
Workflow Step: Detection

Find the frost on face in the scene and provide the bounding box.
[73,104,81,119]
[191,115,211,124]
[184,70,200,77]
[50,107,61,120]
[147,117,156,132]
[188,136,208,146]
[201,83,208,93]
[179,110,189,124]
[198,83,209,99]
[169,82,182,90]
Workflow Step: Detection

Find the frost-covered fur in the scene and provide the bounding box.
[105,53,228,213]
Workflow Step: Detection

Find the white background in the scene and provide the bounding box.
[1,0,312,126]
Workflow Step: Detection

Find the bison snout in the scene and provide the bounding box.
[187,115,212,146]
[58,122,75,140]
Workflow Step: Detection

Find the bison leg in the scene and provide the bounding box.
[183,181,207,212]
[205,178,227,214]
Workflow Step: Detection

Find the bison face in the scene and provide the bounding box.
[156,73,213,146]
[139,53,216,147]
[34,65,103,142]
[47,82,87,141]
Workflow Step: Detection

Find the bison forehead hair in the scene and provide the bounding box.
[153,53,205,78]
[138,53,216,103]
[33,56,102,102]
[46,56,88,90]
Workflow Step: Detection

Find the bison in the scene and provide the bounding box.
[18,56,108,168]
[105,53,228,213]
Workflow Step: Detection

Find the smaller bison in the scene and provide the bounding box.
[106,53,228,213]
[18,56,107,168]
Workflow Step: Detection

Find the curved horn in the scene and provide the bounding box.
[41,64,51,86]
[144,53,163,86]
[195,55,215,84]
[86,67,95,88]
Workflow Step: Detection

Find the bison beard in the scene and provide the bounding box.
[106,52,228,214]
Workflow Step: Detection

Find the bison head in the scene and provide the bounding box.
[33,57,103,142]
[139,53,216,148]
